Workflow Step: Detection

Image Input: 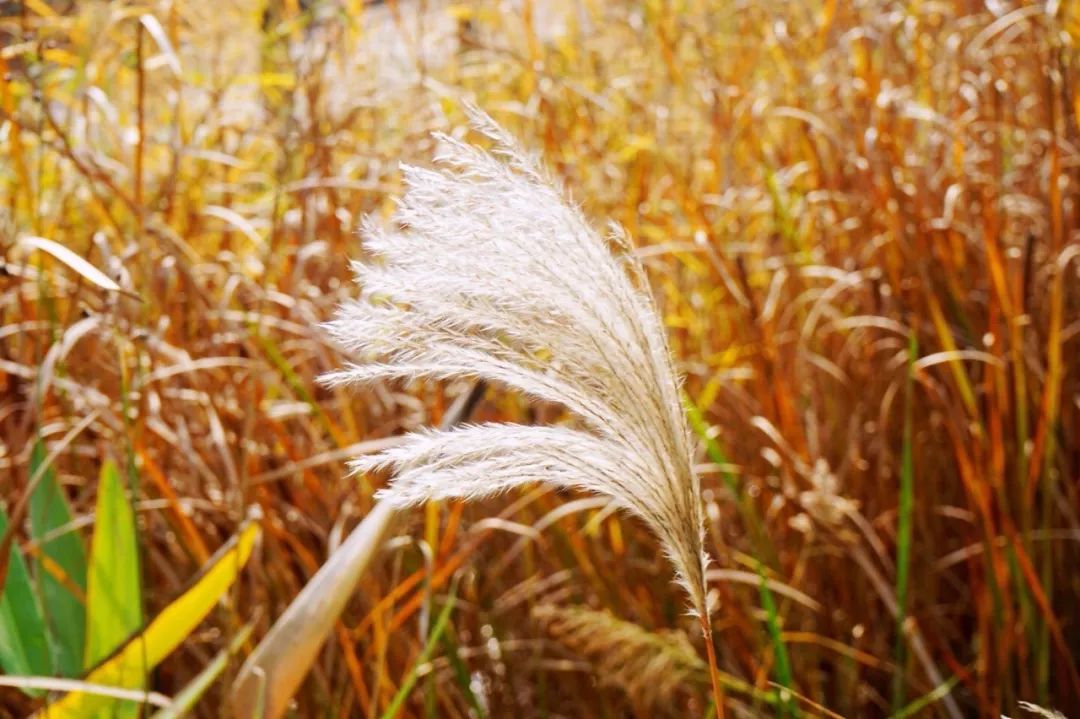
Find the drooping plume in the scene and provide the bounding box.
[323,106,711,617]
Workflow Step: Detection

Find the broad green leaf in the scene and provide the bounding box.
[84,459,142,718]
[29,439,87,677]
[0,506,53,692]
[36,521,260,718]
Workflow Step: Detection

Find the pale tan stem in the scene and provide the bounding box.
[230,383,484,718]
[230,500,398,718]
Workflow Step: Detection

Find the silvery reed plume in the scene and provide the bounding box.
[323,106,726,713]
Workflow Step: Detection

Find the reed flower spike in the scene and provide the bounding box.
[323,107,712,620]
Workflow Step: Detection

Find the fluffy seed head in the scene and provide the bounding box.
[323,106,711,617]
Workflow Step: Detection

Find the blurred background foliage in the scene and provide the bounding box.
[1,0,1078,716]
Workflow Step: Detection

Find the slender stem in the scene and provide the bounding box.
[700,615,726,719]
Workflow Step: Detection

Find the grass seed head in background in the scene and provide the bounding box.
[322,107,713,619]
[532,603,708,710]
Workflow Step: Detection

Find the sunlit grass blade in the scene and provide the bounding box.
[230,384,484,719]
[83,458,143,717]
[16,236,123,294]
[84,460,142,668]
[28,439,87,678]
[0,676,171,707]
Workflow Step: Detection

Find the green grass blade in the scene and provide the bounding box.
[253,329,342,444]
[380,585,458,719]
[889,675,960,719]
[29,438,88,678]
[85,458,143,717]
[439,624,487,719]
[757,562,797,717]
[0,506,53,692]
[684,396,777,567]
[892,333,917,712]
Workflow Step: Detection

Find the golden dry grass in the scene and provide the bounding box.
[1,0,1079,716]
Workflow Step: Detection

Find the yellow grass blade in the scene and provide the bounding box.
[35,521,260,718]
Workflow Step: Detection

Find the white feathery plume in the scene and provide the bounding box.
[322,107,712,619]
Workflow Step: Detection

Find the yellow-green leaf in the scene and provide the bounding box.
[83,459,142,719]
[36,520,260,718]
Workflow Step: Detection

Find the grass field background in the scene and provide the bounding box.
[1,0,1079,716]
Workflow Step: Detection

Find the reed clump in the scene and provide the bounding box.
[1,0,1077,716]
